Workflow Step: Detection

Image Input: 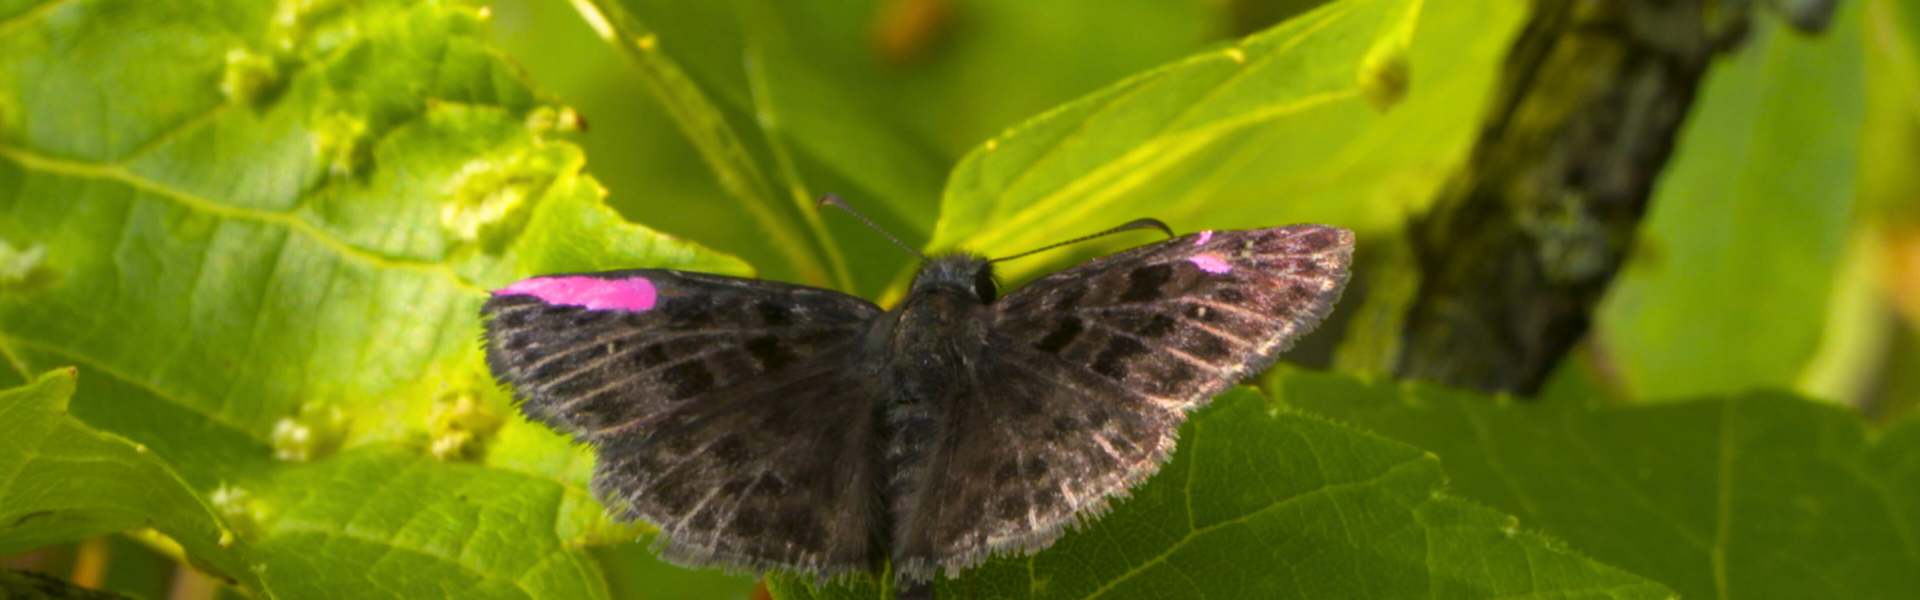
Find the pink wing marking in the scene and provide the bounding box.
[496,276,658,312]
[1188,253,1232,274]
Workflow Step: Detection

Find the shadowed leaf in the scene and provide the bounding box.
[0,369,261,591]
[769,388,1673,600]
[1276,368,1920,600]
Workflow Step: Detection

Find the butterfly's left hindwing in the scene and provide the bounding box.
[481,269,886,577]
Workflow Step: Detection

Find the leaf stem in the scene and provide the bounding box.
[742,49,856,293]
[0,333,31,380]
[566,0,832,286]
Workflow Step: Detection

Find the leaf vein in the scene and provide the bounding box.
[0,333,263,442]
[1711,398,1736,600]
[0,147,488,296]
[1075,454,1425,600]
[1556,402,1711,550]
[273,524,552,600]
[1458,397,1542,516]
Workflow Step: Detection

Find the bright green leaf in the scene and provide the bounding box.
[925,0,1525,287]
[597,0,1222,236]
[1861,0,1920,223]
[0,368,261,591]
[928,0,1416,254]
[555,0,846,291]
[0,0,750,594]
[1275,369,1920,600]
[1595,4,1866,400]
[0,0,746,488]
[769,389,1672,600]
[250,446,610,600]
[512,0,1232,298]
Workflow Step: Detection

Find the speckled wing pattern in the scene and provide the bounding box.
[481,225,1354,586]
[481,269,885,578]
[894,225,1353,577]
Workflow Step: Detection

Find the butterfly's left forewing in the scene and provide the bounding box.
[482,269,887,578]
[483,269,879,440]
[896,225,1353,576]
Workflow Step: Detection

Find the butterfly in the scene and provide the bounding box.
[480,200,1353,592]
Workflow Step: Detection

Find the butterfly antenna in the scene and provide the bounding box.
[817,194,927,260]
[990,218,1175,263]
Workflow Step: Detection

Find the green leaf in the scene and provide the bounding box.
[595,542,759,600]
[1275,369,1920,600]
[769,389,1672,599]
[1594,3,1866,400]
[0,0,746,482]
[250,447,610,600]
[0,368,259,589]
[925,0,1524,286]
[0,0,748,596]
[518,0,1236,298]
[1861,0,1920,224]
[595,0,1223,235]
[1859,0,1920,424]
[555,0,849,292]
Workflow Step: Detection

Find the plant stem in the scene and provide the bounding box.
[567,0,835,287]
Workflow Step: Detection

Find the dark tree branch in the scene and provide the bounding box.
[1389,0,1819,395]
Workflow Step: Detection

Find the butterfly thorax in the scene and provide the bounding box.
[871,254,996,545]
[876,254,995,401]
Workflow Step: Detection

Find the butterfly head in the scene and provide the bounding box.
[911,253,998,305]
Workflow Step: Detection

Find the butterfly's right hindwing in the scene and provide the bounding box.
[481,269,885,577]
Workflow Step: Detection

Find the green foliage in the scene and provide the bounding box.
[0,0,1908,599]
[1273,368,1920,600]
[913,0,1522,286]
[0,0,740,597]
[1596,1,1867,400]
[0,369,256,589]
[250,447,610,599]
[771,389,1671,600]
[1,569,140,600]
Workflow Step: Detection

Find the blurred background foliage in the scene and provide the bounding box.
[2,0,1918,598]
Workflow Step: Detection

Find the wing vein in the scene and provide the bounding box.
[1085,321,1224,371]
[1001,357,1183,411]
[1171,297,1283,326]
[1083,304,1258,347]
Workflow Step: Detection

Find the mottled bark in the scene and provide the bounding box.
[1391,0,1836,395]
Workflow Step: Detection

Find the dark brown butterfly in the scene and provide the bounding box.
[480,206,1352,593]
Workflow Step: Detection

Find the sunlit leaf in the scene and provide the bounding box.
[1595,4,1866,400]
[924,0,1528,288]
[0,0,746,597]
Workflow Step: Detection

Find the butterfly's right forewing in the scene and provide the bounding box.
[482,269,885,578]
[892,225,1353,577]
